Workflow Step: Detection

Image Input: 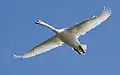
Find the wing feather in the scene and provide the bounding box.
[68,7,112,38]
[14,35,63,58]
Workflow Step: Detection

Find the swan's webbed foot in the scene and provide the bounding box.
[73,48,81,55]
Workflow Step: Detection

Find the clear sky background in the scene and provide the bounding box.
[1,0,120,75]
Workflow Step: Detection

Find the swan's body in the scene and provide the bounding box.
[14,7,111,58]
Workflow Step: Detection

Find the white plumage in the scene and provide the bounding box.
[14,7,112,58]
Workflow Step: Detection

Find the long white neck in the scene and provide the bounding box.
[40,22,59,33]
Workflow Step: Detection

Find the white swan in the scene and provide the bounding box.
[14,7,112,58]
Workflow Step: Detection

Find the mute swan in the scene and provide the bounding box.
[14,7,112,58]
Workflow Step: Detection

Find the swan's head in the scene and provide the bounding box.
[35,20,47,26]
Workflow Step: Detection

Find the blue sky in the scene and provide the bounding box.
[1,0,120,75]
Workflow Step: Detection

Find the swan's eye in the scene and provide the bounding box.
[37,20,39,22]
[35,20,41,24]
[37,20,40,22]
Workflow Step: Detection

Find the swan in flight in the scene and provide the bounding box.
[14,7,112,58]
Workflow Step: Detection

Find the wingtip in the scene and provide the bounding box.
[13,54,23,59]
[103,6,112,14]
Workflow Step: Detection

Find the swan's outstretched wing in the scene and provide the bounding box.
[14,35,63,58]
[68,7,112,38]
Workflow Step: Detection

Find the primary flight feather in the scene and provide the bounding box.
[14,7,112,58]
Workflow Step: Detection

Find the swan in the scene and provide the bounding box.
[14,7,112,58]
